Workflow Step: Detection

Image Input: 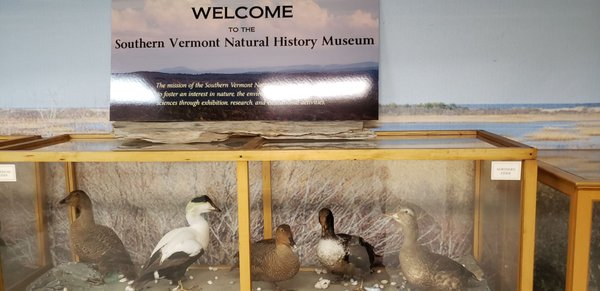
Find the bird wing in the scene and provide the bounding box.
[135,228,205,288]
[423,251,477,281]
[338,233,376,273]
[251,240,276,268]
[134,248,204,289]
[152,228,204,264]
[75,225,129,262]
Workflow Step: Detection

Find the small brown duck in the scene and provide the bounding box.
[60,190,136,281]
[250,224,300,289]
[387,207,477,291]
[316,208,382,283]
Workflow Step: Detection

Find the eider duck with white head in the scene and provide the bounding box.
[131,195,221,290]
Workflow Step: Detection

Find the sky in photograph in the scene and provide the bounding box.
[111,0,380,73]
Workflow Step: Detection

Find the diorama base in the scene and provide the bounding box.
[26,258,491,291]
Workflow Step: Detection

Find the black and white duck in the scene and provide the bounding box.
[387,207,478,291]
[59,190,136,282]
[130,195,221,290]
[316,207,382,284]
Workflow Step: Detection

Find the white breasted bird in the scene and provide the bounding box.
[316,207,383,287]
[131,195,221,290]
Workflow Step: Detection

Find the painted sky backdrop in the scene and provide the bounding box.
[111,0,379,73]
[1,0,600,108]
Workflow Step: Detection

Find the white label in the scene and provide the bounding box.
[491,161,522,181]
[0,164,17,182]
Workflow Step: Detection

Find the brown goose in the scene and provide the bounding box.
[250,224,300,288]
[387,207,477,291]
[60,190,136,281]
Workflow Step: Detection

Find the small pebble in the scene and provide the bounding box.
[390,281,397,286]
[377,269,382,273]
[381,279,388,284]
[229,281,235,284]
[215,276,219,280]
[351,280,358,286]
[257,288,262,291]
[189,275,194,280]
[207,280,213,285]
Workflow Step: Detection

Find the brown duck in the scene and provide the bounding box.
[251,224,300,288]
[60,190,136,281]
[387,207,477,291]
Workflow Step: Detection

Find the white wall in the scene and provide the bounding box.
[1,0,599,108]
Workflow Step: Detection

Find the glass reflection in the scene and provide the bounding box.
[110,75,160,104]
[259,76,372,101]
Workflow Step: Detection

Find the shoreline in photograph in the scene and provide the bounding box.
[1,106,599,149]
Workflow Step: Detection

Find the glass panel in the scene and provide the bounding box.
[261,136,496,150]
[538,149,600,180]
[32,137,256,152]
[251,160,511,290]
[0,163,42,290]
[479,160,522,291]
[591,201,600,290]
[534,182,570,291]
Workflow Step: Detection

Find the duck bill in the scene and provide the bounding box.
[210,201,222,212]
[383,213,397,221]
[59,195,71,205]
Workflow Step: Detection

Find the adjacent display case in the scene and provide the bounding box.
[0,131,537,291]
[536,150,600,291]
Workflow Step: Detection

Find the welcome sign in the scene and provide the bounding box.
[110,0,379,121]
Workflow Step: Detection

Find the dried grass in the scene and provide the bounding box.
[3,158,477,274]
[526,127,585,141]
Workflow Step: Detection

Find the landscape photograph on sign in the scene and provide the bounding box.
[110,0,380,121]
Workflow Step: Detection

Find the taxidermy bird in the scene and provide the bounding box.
[387,207,478,291]
[131,195,221,290]
[250,224,300,289]
[316,208,382,285]
[59,190,136,281]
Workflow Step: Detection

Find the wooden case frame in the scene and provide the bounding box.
[538,160,600,291]
[0,130,538,291]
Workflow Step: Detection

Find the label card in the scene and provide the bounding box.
[0,164,17,182]
[491,161,522,181]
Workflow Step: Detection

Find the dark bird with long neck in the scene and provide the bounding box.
[59,190,136,281]
[387,207,478,291]
[316,207,382,283]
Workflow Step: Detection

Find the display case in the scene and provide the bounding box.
[0,131,537,291]
[536,150,600,291]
